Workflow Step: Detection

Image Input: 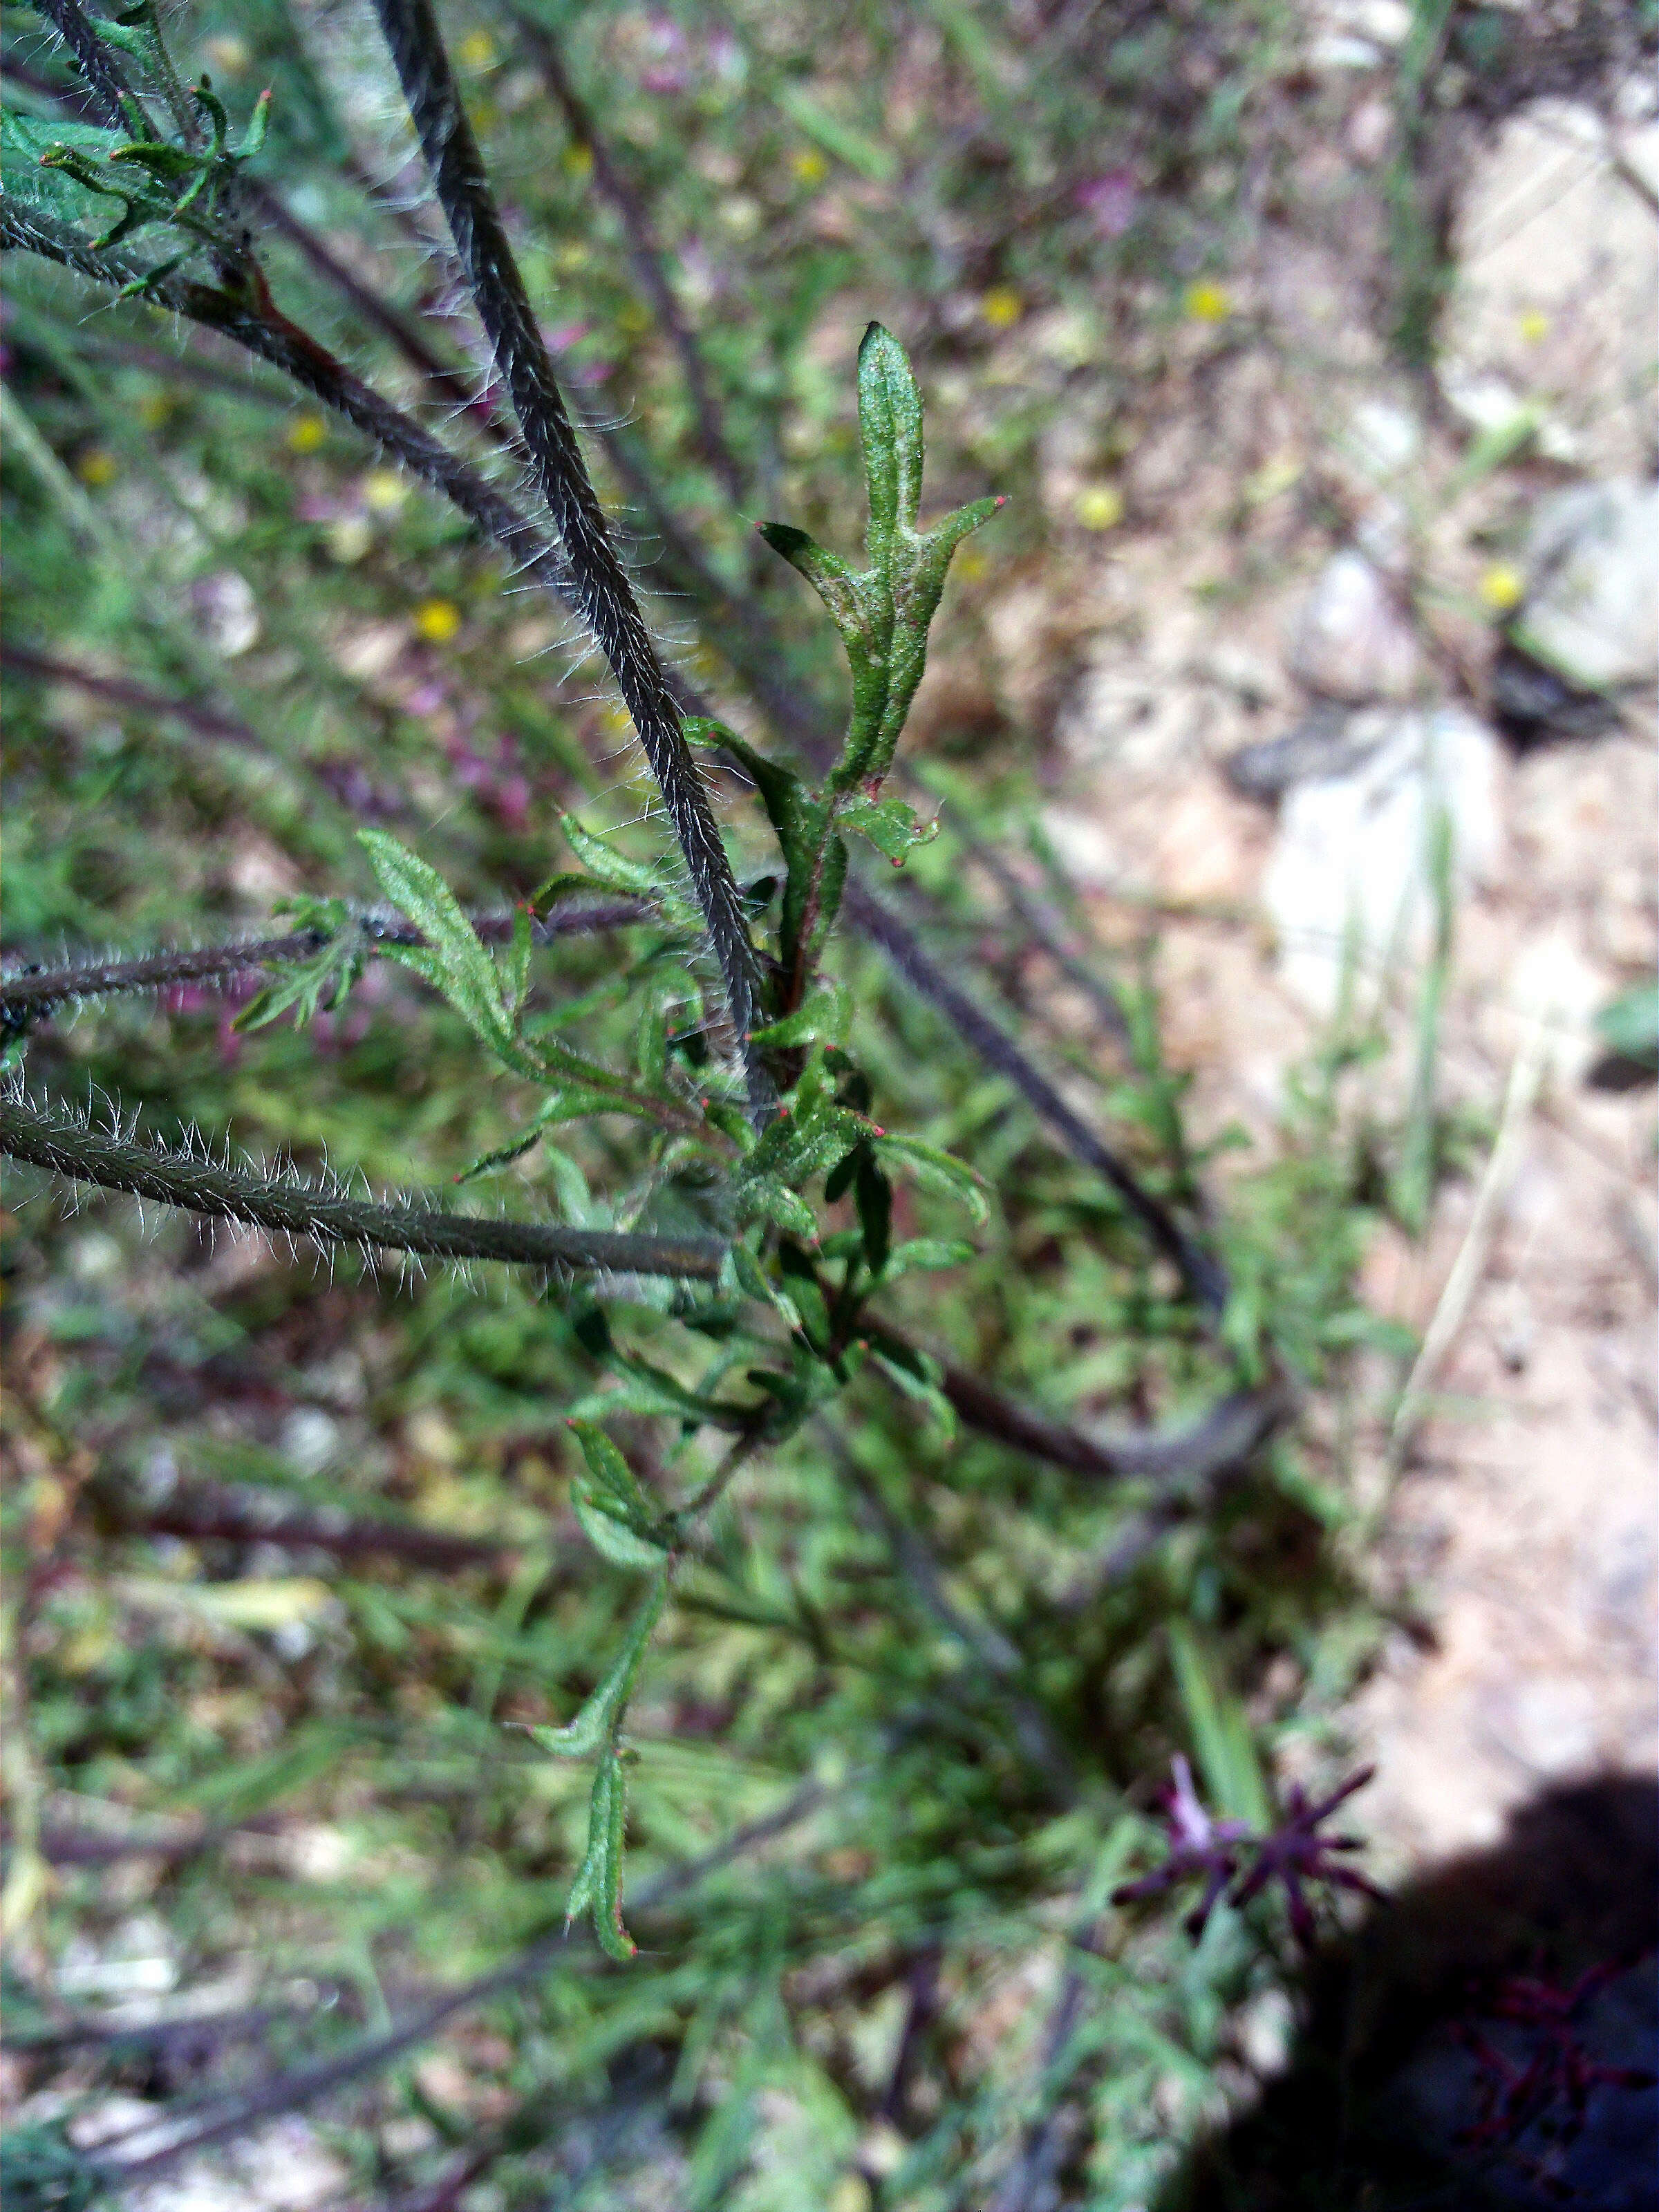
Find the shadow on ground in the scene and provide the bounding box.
[1158,1774,1658,2211]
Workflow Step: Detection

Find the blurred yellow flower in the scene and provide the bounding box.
[74,449,117,487]
[414,599,462,644]
[203,35,250,75]
[1478,561,1524,613]
[1242,454,1302,506]
[363,469,408,514]
[563,142,594,181]
[1075,484,1124,532]
[457,29,496,66]
[1516,307,1550,345]
[955,547,989,583]
[1183,279,1231,324]
[137,391,174,429]
[327,516,373,565]
[980,287,1023,330]
[288,413,327,453]
[791,148,830,185]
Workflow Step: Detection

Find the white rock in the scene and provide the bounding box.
[1516,478,1659,693]
[1287,550,1421,702]
[278,1405,340,1477]
[1265,707,1502,1013]
[1341,398,1421,484]
[1442,101,1658,477]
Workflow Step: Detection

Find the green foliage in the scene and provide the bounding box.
[0,0,1411,2196]
[760,324,1002,798]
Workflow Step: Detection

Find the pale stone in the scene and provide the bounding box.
[1515,478,1659,693]
[1264,706,1502,1013]
[1443,102,1658,477]
[1287,550,1421,702]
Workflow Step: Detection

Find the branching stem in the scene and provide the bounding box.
[1,902,650,1020]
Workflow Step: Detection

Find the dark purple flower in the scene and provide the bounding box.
[1114,1760,1385,1949]
[1229,1765,1387,1952]
[1112,1755,1252,1938]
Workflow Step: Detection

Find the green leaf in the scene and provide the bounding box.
[559,816,665,899]
[749,984,850,1051]
[358,831,514,1059]
[881,1237,975,1279]
[773,83,898,184]
[1595,980,1658,1069]
[857,320,924,556]
[838,794,937,865]
[751,527,868,646]
[760,326,1003,795]
[861,1328,956,1438]
[738,1173,819,1241]
[854,1151,891,1273]
[568,1747,637,1960]
[872,1132,989,1226]
[1,112,125,224]
[573,1494,671,1570]
[525,1571,668,1759]
[1168,1622,1268,1830]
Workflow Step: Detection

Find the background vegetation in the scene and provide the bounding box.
[2,1,1647,2205]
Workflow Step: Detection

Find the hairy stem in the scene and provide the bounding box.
[0,1094,725,1280]
[30,0,135,129]
[0,201,1221,1309]
[368,0,771,1124]
[0,901,651,1020]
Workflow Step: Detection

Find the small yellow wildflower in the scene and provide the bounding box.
[563,142,594,181]
[457,29,496,66]
[137,390,174,430]
[1478,562,1525,614]
[203,35,250,74]
[980,287,1023,330]
[1516,307,1550,345]
[1183,279,1232,324]
[1075,484,1125,532]
[791,148,830,185]
[288,413,327,453]
[327,515,373,565]
[74,449,117,487]
[363,469,408,514]
[1242,454,1302,506]
[413,598,462,645]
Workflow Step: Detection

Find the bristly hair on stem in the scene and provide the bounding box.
[0,1093,727,1280]
[368,0,774,1128]
[0,901,651,1021]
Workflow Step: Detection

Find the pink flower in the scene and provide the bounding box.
[1076,169,1138,239]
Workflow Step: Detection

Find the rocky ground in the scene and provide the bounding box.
[944,48,1658,1891]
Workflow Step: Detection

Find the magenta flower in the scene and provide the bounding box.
[1114,1759,1385,1949]
[1076,169,1138,239]
[1228,1767,1387,1951]
[1112,1754,1252,1938]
